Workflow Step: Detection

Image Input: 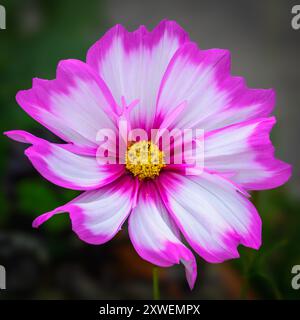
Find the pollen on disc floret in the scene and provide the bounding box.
[125,140,166,180]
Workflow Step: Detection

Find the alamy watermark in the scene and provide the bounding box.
[95,118,205,176]
[291,5,300,30]
[0,265,5,290]
[0,5,6,30]
[291,265,300,290]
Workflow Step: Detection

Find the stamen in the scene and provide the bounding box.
[125,141,165,180]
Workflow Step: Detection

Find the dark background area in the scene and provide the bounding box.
[0,0,299,299]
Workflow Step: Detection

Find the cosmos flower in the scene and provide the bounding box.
[5,20,291,289]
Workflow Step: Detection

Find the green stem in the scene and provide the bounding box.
[152,267,160,300]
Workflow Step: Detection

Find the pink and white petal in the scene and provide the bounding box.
[155,42,274,131]
[158,171,261,263]
[33,175,138,245]
[203,117,292,190]
[128,182,197,289]
[87,20,189,132]
[16,59,118,148]
[5,130,124,190]
[3,129,97,156]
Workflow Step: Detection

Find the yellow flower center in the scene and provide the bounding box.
[125,140,165,180]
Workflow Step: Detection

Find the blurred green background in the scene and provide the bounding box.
[0,0,299,299]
